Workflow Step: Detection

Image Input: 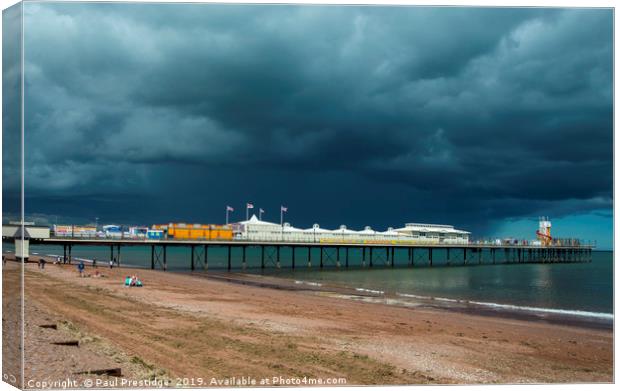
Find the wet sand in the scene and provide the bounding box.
[4,255,614,385]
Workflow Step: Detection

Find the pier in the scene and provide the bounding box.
[29,238,593,271]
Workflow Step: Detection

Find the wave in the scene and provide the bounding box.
[294,280,322,287]
[395,292,613,320]
[355,287,385,295]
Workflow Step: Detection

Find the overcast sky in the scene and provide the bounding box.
[2,3,613,248]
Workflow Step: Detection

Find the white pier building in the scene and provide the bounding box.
[236,215,470,244]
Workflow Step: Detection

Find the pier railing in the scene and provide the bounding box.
[42,233,595,249]
[16,234,595,271]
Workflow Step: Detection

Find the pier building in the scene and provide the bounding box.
[236,215,470,244]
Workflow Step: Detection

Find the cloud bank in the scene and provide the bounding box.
[3,3,612,236]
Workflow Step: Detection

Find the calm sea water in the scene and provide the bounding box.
[274,252,613,317]
[9,243,613,316]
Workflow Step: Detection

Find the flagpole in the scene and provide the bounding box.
[226,208,229,225]
[246,205,249,221]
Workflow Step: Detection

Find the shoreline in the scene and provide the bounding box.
[5,250,613,331]
[191,271,613,331]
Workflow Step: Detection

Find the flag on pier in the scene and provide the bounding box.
[246,203,254,220]
[280,205,287,226]
[225,205,234,224]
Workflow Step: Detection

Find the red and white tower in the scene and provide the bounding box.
[536,217,552,246]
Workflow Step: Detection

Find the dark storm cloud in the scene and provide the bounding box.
[2,3,22,196]
[10,3,612,233]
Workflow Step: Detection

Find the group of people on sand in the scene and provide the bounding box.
[76,260,106,278]
[124,274,143,287]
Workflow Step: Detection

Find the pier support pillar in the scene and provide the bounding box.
[151,245,155,269]
[369,247,374,268]
[345,247,349,268]
[276,246,281,269]
[68,245,72,264]
[320,247,323,269]
[463,248,467,265]
[292,247,296,270]
[191,246,195,271]
[163,245,167,271]
[63,245,67,264]
[261,246,265,269]
[336,247,341,268]
[242,246,247,270]
[362,247,366,268]
[429,248,433,267]
[307,247,311,268]
[116,245,121,267]
[492,248,496,264]
[204,245,209,271]
[227,246,232,271]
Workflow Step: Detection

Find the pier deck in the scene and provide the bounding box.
[15,237,594,271]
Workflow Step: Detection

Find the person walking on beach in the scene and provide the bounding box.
[77,261,85,277]
[92,258,97,268]
[109,259,114,269]
[2,255,6,266]
[38,258,46,270]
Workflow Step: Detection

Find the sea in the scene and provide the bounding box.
[5,243,614,321]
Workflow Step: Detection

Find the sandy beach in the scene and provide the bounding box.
[2,255,613,386]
